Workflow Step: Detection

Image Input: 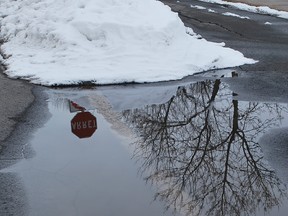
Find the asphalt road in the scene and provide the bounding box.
[160,0,288,103]
[0,71,49,215]
[0,72,34,144]
[0,71,32,215]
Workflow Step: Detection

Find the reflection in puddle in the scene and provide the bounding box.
[69,100,86,113]
[2,79,288,216]
[122,79,288,216]
[70,101,98,139]
[4,94,176,216]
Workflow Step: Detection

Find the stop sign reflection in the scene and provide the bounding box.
[71,112,97,139]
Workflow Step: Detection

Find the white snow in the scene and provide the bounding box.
[0,0,257,86]
[222,12,250,19]
[201,0,288,19]
[190,5,207,10]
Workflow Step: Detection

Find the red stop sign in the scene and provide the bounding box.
[71,112,97,138]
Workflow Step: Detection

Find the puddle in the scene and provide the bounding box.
[120,79,288,216]
[2,92,177,216]
[2,78,288,216]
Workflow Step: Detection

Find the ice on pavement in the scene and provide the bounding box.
[0,0,256,86]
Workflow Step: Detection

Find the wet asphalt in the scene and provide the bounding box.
[0,72,34,144]
[0,71,49,215]
[160,0,288,103]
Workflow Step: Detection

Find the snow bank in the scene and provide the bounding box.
[0,0,255,86]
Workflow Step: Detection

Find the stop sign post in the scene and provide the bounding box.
[71,112,97,138]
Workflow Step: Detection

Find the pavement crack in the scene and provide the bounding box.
[177,11,247,39]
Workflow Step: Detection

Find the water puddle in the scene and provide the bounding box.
[2,91,176,216]
[2,78,288,216]
[121,79,288,216]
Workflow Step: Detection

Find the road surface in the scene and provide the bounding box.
[160,0,288,103]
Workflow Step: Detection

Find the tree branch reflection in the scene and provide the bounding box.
[123,79,287,216]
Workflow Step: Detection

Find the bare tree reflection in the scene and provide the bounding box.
[122,79,287,216]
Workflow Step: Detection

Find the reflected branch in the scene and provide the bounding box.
[123,79,287,216]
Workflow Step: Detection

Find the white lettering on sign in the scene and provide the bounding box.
[71,120,97,130]
[82,121,87,129]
